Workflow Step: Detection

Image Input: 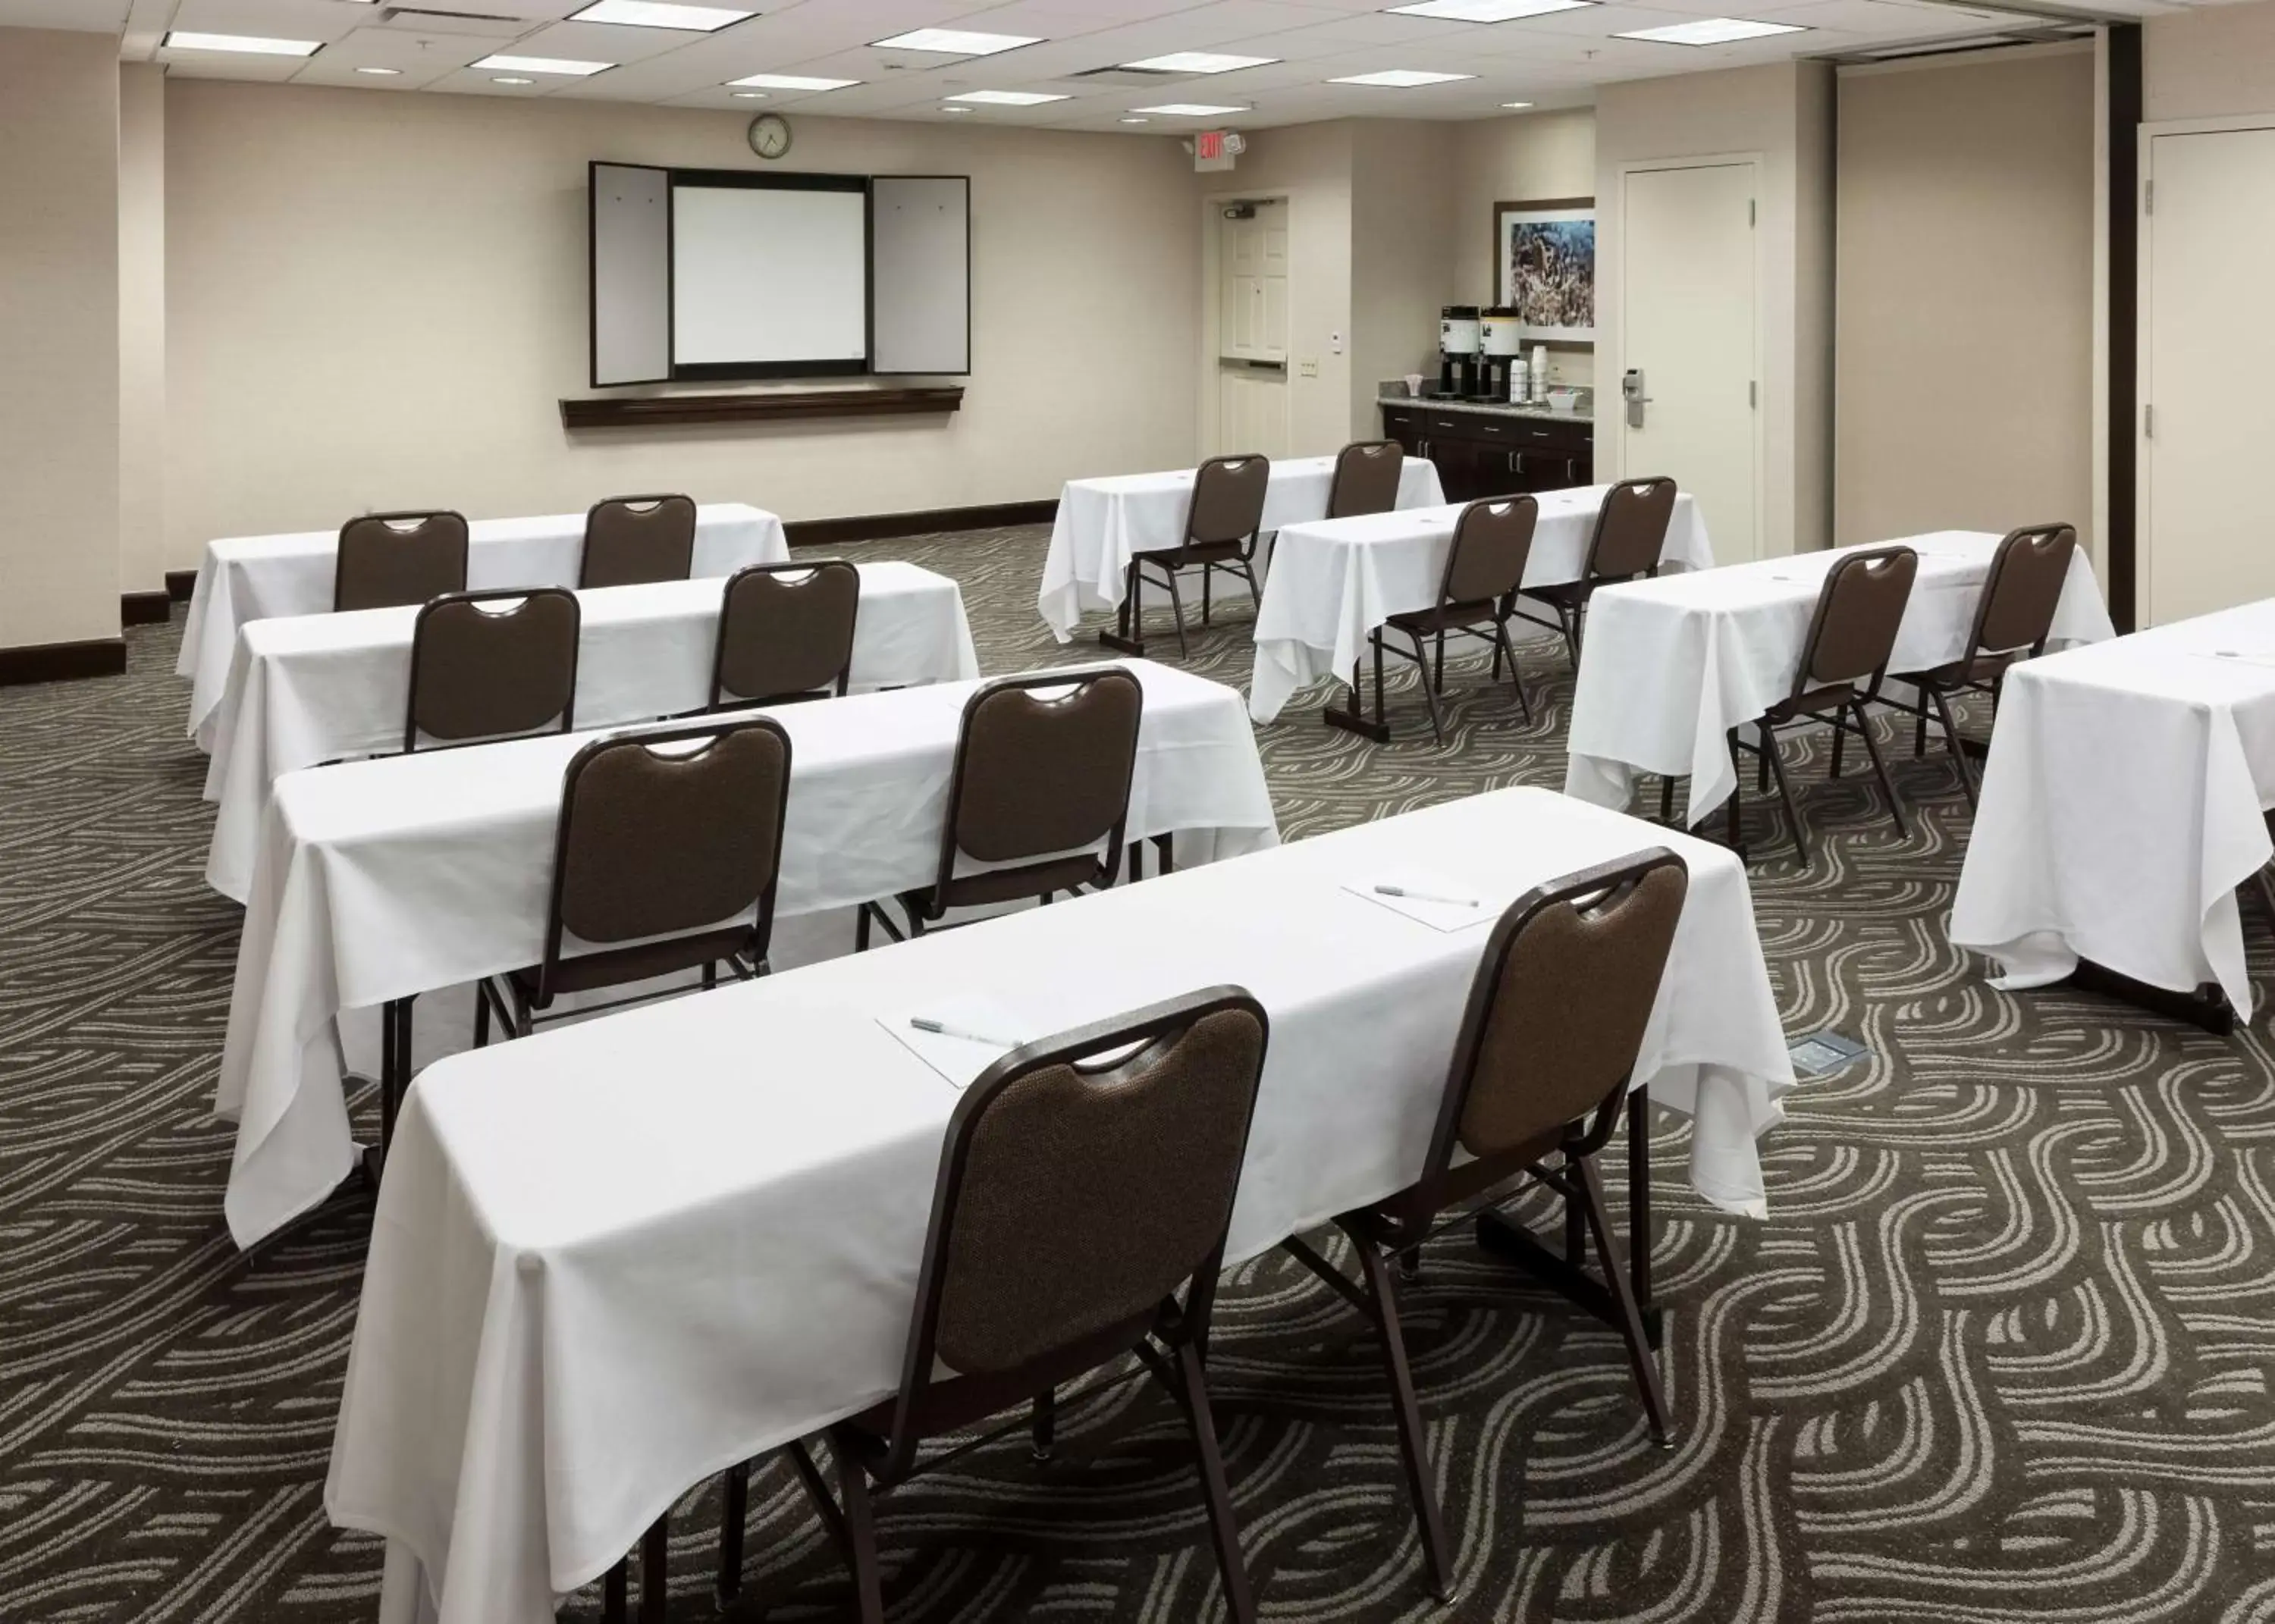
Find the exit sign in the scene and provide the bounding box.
[1194,129,1238,172]
[1197,130,1225,160]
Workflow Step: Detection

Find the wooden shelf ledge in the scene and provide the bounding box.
[560,386,965,430]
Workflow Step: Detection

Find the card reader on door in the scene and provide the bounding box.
[1621,368,1651,430]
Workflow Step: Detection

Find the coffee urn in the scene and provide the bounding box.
[1437,305,1481,398]
[1479,307,1523,401]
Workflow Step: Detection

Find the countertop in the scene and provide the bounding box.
[1377,390,1593,426]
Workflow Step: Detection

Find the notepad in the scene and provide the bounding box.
[878,995,1032,1089]
[1344,873,1501,933]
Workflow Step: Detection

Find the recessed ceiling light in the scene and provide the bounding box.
[942,105,974,113]
[492,77,535,85]
[727,72,860,90]
[731,89,766,98]
[1500,99,1534,108]
[1614,16,1808,42]
[1119,116,1151,124]
[874,28,1041,55]
[568,0,754,28]
[474,54,615,75]
[162,31,321,57]
[1327,69,1475,86]
[1389,0,1593,17]
[1120,52,1279,74]
[355,66,403,76]
[944,89,1068,105]
[1131,102,1250,116]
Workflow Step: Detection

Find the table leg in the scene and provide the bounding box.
[1100,560,1146,656]
[2067,960,2235,1035]
[1323,655,1392,744]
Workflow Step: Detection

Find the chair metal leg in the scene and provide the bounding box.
[1173,1337,1259,1624]
[1410,630,1445,745]
[1929,685,1975,809]
[1433,630,1446,692]
[1351,1240,1455,1600]
[715,1463,748,1607]
[1238,558,1263,616]
[1829,711,1847,779]
[1163,566,1191,657]
[1761,726,1809,869]
[1659,776,1675,823]
[1031,1387,1056,1463]
[1493,620,1531,723]
[1724,729,1747,860]
[701,962,717,991]
[639,1514,670,1624]
[855,903,871,952]
[1914,698,1929,757]
[604,1558,629,1624]
[836,1439,886,1624]
[1850,701,1909,839]
[1574,1154,1672,1446]
[473,980,491,1049]
[1757,736,1771,795]
[1373,632,1387,731]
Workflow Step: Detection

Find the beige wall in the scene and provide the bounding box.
[1451,108,1597,390]
[2145,0,2275,122]
[1350,121,1458,431]
[120,62,167,597]
[0,29,121,652]
[1834,46,2095,549]
[164,80,1200,564]
[1595,61,1835,558]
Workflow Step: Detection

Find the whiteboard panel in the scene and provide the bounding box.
[671,183,868,368]
[871,176,971,376]
[590,163,670,387]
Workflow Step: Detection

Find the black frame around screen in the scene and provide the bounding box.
[664,168,873,382]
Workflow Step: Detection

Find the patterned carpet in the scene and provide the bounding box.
[2,524,2273,1624]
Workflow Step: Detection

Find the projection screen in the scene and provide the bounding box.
[670,174,869,376]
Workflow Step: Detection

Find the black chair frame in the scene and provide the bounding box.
[401,587,581,755]
[1100,455,1269,660]
[707,560,862,710]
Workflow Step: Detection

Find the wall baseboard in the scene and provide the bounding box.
[122,590,173,625]
[165,569,196,602]
[0,638,127,688]
[784,498,1057,549]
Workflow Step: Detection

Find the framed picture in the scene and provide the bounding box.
[1494,197,1596,341]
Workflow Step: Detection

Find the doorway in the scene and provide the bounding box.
[1617,159,1763,562]
[2139,121,2275,625]
[1213,198,1289,457]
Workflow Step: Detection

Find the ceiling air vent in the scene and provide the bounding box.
[375,5,532,35]
[1067,64,1190,87]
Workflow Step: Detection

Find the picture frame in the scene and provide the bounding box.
[1494,196,1596,342]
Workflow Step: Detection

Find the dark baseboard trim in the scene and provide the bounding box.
[785,498,1058,549]
[0,638,127,688]
[122,589,173,626]
[165,569,196,602]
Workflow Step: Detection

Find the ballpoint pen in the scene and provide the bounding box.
[1373,884,1480,908]
[910,1016,1021,1047]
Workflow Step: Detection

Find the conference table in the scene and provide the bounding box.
[1951,600,2275,1030]
[1037,453,1446,642]
[197,563,979,904]
[214,659,1277,1249]
[326,785,1793,1624]
[1563,531,2116,823]
[1248,485,1715,729]
[178,502,788,738]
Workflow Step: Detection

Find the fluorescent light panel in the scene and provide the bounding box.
[568,1,753,28]
[1501,99,1534,108]
[1328,68,1474,86]
[874,28,1041,55]
[163,30,320,56]
[1390,0,1593,17]
[1120,51,1277,74]
[356,66,402,75]
[1614,16,1806,42]
[944,89,1068,105]
[728,72,858,89]
[474,54,614,75]
[1131,102,1249,115]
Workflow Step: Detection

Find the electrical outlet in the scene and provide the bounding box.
[1298,358,1320,378]
[1328,331,1345,355]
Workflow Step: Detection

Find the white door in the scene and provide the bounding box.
[1620,162,1761,561]
[2143,126,2275,625]
[1216,200,1288,456]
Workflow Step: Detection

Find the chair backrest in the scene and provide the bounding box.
[403,587,580,751]
[883,986,1269,1463]
[1326,440,1405,520]
[934,668,1144,902]
[1440,496,1539,608]
[712,560,861,707]
[1417,851,1688,1202]
[579,494,698,589]
[1583,477,1678,583]
[538,716,792,983]
[334,510,469,613]
[1182,455,1271,550]
[1793,545,1919,697]
[1969,522,2076,657]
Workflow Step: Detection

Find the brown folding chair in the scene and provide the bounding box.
[709,560,861,708]
[1280,850,1688,1601]
[1517,475,1677,665]
[709,987,1269,1624]
[1326,439,1406,519]
[332,510,468,613]
[402,587,580,753]
[1726,546,1919,866]
[474,714,791,1044]
[1367,496,1539,743]
[579,493,698,589]
[1882,522,2076,808]
[858,667,1144,948]
[1102,454,1269,659]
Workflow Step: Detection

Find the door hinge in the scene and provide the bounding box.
[1749,197,1757,227]
[2145,178,2154,215]
[1749,380,1759,408]
[2145,403,2154,439]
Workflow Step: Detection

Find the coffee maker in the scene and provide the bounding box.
[1479,307,1523,401]
[1437,306,1481,399]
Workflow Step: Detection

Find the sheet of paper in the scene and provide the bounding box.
[878,993,1034,1089]
[1342,872,1500,933]
[2189,649,2275,671]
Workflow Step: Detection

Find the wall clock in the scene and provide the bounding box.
[747,113,792,160]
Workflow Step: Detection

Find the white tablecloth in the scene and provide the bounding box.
[326,785,1791,1624]
[1247,486,1715,723]
[199,563,979,904]
[213,660,1277,1249]
[179,503,789,738]
[1951,600,2275,1014]
[1037,454,1446,641]
[1563,531,2117,822]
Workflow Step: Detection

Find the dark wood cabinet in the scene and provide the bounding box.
[1379,402,1592,503]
